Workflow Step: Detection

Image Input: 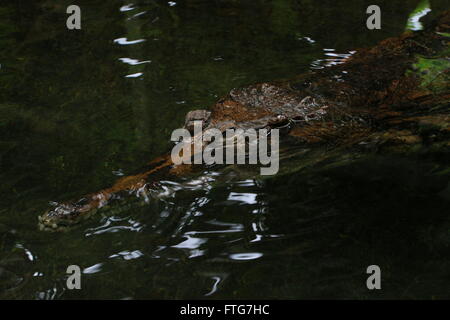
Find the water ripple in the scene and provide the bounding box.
[114,37,146,45]
[120,4,136,12]
[83,263,103,274]
[109,250,144,261]
[125,72,144,78]
[310,49,356,69]
[229,252,263,261]
[119,57,151,65]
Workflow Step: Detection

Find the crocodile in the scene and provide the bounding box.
[38,11,450,231]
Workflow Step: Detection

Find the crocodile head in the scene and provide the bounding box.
[38,200,95,231]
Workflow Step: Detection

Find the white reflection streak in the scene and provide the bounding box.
[229,252,263,260]
[184,229,242,235]
[120,4,135,12]
[172,235,207,258]
[250,222,262,243]
[119,57,151,65]
[205,276,221,297]
[125,72,144,78]
[408,7,432,31]
[236,179,256,187]
[310,50,356,69]
[85,217,144,236]
[109,250,144,260]
[129,11,147,20]
[227,192,258,205]
[83,263,103,274]
[15,244,35,261]
[183,219,244,235]
[114,37,146,45]
[36,287,59,300]
[172,235,207,249]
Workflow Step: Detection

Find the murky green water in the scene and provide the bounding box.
[1,0,449,299]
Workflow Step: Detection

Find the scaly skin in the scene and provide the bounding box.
[38,156,174,231]
[39,11,450,231]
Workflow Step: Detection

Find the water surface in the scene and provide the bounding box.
[1,0,449,299]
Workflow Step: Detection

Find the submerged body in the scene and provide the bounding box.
[39,11,450,231]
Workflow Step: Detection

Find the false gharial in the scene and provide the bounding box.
[39,11,450,231]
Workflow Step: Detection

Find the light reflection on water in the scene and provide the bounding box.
[229,253,263,261]
[125,72,144,78]
[110,250,144,261]
[120,4,136,12]
[119,57,152,65]
[310,49,356,69]
[83,263,104,274]
[85,216,144,236]
[227,192,258,205]
[407,0,432,31]
[113,37,146,45]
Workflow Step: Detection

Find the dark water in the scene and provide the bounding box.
[1,0,449,299]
